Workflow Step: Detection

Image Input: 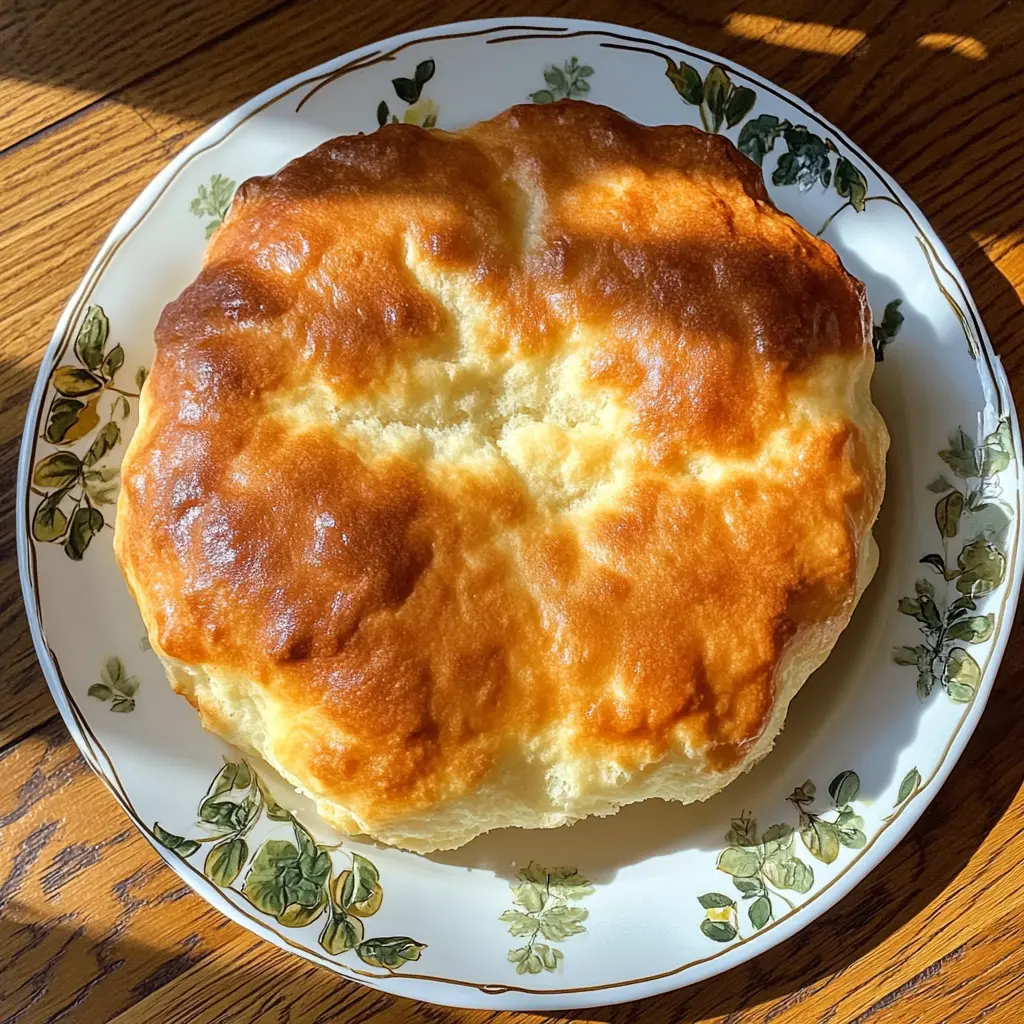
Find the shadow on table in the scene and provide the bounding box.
[0,896,352,1024]
[0,345,67,746]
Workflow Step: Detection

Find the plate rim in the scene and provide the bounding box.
[16,15,1024,1011]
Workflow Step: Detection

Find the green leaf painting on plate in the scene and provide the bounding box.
[376,59,439,129]
[872,299,905,362]
[649,52,875,232]
[190,174,237,238]
[882,766,925,827]
[530,57,595,104]
[151,758,425,971]
[32,306,146,560]
[698,771,865,943]
[735,114,871,234]
[895,420,1012,704]
[665,60,755,134]
[500,862,594,974]
[896,767,922,806]
[88,656,140,713]
[789,774,868,862]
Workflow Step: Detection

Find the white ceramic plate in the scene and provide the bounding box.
[17,17,1022,1011]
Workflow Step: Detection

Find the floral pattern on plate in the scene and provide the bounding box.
[154,757,426,971]
[894,422,1012,703]
[698,771,864,943]
[31,305,145,560]
[501,863,593,974]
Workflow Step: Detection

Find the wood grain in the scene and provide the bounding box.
[1,1,1022,1022]
[0,720,260,1022]
[0,0,286,151]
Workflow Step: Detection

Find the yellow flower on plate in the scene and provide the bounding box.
[705,906,734,924]
[403,97,439,128]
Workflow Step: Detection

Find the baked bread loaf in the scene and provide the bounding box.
[115,100,887,852]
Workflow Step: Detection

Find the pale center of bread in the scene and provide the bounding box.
[268,297,856,523]
[282,351,633,515]
[265,245,646,515]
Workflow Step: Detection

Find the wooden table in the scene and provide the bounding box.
[2,2,1023,1021]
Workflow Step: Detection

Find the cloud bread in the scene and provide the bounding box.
[115,100,887,852]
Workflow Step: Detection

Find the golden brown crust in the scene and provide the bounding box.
[116,101,886,847]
